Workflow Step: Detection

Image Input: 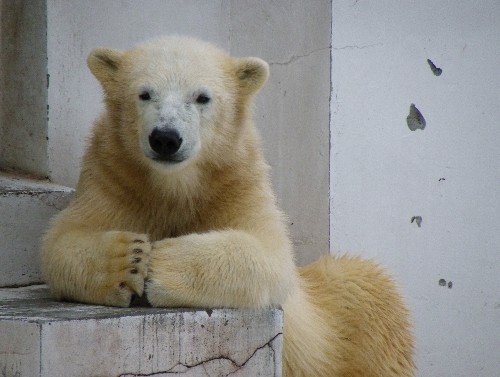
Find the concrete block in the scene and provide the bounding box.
[0,285,283,377]
[0,173,73,286]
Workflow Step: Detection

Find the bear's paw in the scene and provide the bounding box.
[98,231,151,307]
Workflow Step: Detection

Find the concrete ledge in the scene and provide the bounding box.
[0,172,73,286]
[0,285,283,377]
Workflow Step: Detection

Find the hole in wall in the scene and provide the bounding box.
[427,59,442,76]
[439,278,453,289]
[411,216,422,227]
[406,104,426,131]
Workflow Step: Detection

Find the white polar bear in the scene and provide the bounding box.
[42,36,415,376]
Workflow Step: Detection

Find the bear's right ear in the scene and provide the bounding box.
[87,48,124,86]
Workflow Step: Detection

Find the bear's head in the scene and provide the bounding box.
[87,36,269,173]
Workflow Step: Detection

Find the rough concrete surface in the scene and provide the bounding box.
[0,285,283,377]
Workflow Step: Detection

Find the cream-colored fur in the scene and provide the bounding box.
[41,36,415,376]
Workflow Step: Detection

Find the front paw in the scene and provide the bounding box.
[99,231,151,306]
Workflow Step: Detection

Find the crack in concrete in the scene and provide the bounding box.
[165,355,239,375]
[118,332,282,376]
[333,43,383,50]
[228,332,282,375]
[268,47,330,66]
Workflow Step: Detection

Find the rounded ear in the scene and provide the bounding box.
[87,48,124,86]
[234,57,269,95]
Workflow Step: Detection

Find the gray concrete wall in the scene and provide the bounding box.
[231,1,331,265]
[330,1,500,376]
[0,0,48,178]
[44,0,331,265]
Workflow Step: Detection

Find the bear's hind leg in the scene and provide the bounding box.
[298,256,415,377]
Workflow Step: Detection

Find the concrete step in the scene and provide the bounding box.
[0,172,74,287]
[0,285,283,377]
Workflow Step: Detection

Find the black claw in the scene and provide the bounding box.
[119,282,127,289]
[130,268,138,274]
[133,248,143,254]
[133,256,142,263]
[133,239,145,244]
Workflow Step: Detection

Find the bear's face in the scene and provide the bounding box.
[87,37,269,172]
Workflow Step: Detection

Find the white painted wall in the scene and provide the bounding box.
[331,1,500,376]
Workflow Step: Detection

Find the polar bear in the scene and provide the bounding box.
[41,36,415,376]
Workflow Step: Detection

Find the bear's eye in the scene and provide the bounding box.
[196,93,211,104]
[139,91,151,101]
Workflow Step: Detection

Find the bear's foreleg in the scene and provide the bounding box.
[41,228,151,307]
[146,230,296,309]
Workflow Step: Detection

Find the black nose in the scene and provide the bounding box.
[148,128,183,158]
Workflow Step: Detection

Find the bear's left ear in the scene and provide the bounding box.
[233,57,269,95]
